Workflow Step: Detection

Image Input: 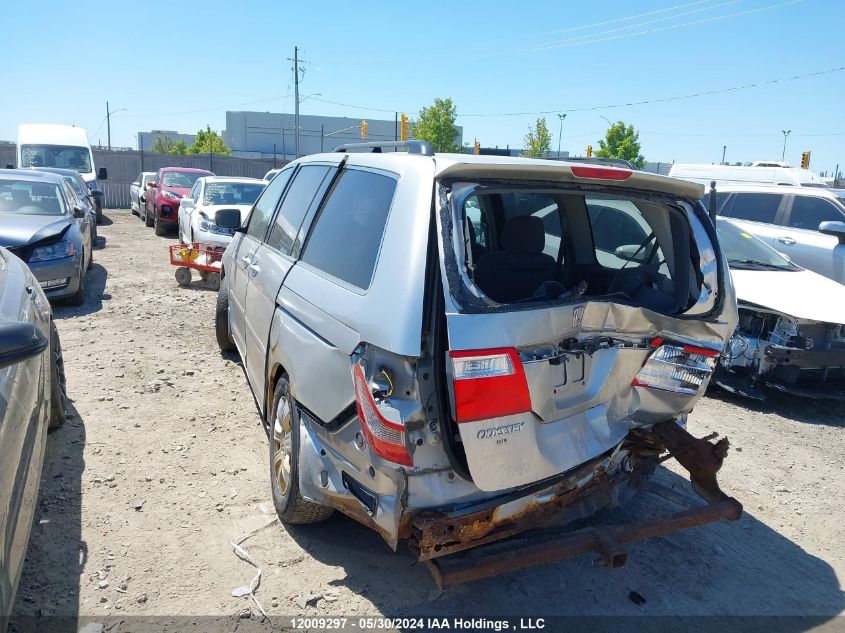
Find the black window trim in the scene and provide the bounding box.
[243,163,297,244]
[297,164,399,295]
[722,191,788,226]
[781,193,845,231]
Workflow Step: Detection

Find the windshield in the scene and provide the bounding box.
[65,176,87,197]
[203,182,265,205]
[0,178,67,216]
[162,171,204,188]
[716,219,798,270]
[21,144,92,173]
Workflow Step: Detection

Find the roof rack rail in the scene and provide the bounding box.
[333,140,434,156]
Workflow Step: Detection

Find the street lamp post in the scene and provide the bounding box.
[557,113,566,158]
[105,102,127,151]
[781,129,791,162]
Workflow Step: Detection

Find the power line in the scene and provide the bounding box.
[519,0,803,53]
[541,0,721,35]
[457,65,844,116]
[116,93,293,119]
[542,0,740,46]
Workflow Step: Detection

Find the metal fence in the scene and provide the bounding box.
[0,145,285,209]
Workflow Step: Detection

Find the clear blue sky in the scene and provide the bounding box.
[2,0,842,173]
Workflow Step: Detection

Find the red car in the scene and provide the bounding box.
[143,167,214,236]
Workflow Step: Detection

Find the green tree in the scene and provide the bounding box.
[151,136,186,155]
[596,121,646,168]
[522,118,552,158]
[187,126,231,156]
[411,98,461,153]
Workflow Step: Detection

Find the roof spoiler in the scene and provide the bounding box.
[334,140,433,156]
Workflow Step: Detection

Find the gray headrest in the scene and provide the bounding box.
[501,215,545,254]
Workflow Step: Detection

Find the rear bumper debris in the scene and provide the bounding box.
[414,420,742,588]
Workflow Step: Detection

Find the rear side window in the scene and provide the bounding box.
[301,169,397,290]
[725,193,782,224]
[586,198,668,272]
[787,196,845,230]
[246,168,293,241]
[266,165,331,255]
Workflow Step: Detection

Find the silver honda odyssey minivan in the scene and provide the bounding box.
[214,141,741,586]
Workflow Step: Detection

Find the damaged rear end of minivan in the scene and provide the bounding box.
[404,160,741,585]
[302,156,743,587]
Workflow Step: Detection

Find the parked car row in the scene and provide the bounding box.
[129,168,267,243]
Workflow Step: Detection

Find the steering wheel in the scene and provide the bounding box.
[608,266,659,299]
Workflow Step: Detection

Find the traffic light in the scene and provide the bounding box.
[800,151,811,169]
[474,140,480,155]
[361,120,368,140]
[586,144,592,158]
[400,113,409,141]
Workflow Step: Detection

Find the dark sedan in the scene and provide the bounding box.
[0,247,66,629]
[0,170,92,306]
[24,167,99,246]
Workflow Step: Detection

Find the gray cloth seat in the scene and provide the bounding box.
[473,215,557,303]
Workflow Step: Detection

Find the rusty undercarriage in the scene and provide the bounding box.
[409,420,742,589]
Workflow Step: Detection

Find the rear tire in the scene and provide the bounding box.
[215,274,236,352]
[154,214,167,236]
[145,207,155,227]
[269,376,334,524]
[49,321,67,430]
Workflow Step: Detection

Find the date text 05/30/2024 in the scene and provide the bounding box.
[289,617,546,630]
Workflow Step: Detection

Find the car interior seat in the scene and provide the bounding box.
[11,189,32,207]
[473,215,557,303]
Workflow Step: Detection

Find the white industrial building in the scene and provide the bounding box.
[222,111,463,159]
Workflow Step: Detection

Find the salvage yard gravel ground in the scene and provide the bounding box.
[9,210,845,630]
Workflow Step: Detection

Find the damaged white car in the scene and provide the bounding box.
[714,218,845,400]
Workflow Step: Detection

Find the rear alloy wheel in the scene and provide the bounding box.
[269,376,334,524]
[215,274,236,352]
[145,207,155,228]
[49,321,67,429]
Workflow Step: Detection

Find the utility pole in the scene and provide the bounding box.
[557,113,566,158]
[781,129,791,162]
[106,101,111,151]
[287,46,305,158]
[721,145,726,164]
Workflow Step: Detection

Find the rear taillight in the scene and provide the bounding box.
[449,348,531,423]
[632,343,719,395]
[352,362,412,466]
[570,165,633,181]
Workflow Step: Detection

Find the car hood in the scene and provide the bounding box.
[162,186,190,196]
[731,268,845,324]
[0,214,71,247]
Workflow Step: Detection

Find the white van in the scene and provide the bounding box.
[668,163,828,189]
[17,124,107,220]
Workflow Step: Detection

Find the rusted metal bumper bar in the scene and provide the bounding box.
[424,496,742,589]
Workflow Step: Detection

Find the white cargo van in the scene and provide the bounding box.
[17,124,107,220]
[669,163,828,189]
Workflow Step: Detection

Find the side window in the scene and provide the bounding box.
[188,181,200,202]
[265,165,332,255]
[725,193,782,224]
[787,196,845,230]
[586,199,664,272]
[246,167,293,241]
[301,169,397,290]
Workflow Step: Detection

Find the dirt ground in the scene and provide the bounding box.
[9,209,845,631]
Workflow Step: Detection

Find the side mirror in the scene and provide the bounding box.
[91,190,103,199]
[181,198,195,210]
[614,244,649,263]
[215,208,242,230]
[73,204,86,218]
[131,181,140,188]
[0,321,49,370]
[5,164,14,169]
[819,220,845,245]
[98,167,108,181]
